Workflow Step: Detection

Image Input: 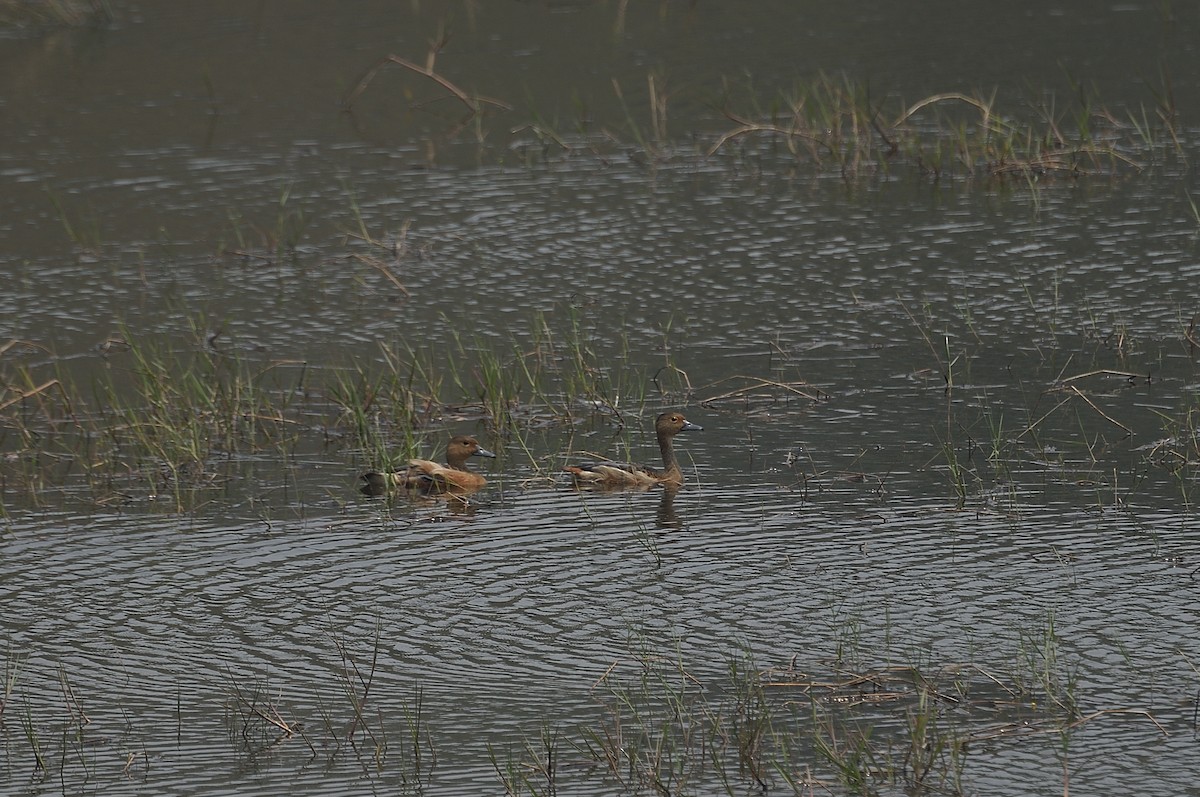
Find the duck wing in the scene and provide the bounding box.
[359,458,441,493]
[565,460,660,486]
[421,465,486,493]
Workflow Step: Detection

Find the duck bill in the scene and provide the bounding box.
[680,421,703,432]
[473,446,498,459]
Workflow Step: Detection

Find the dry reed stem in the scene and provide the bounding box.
[0,339,52,357]
[893,92,994,129]
[591,660,621,690]
[251,704,295,735]
[510,123,572,152]
[1061,384,1132,436]
[1186,315,1200,351]
[57,666,90,726]
[122,751,147,778]
[0,378,73,415]
[333,634,381,744]
[1016,394,1075,441]
[968,707,1167,743]
[701,375,828,406]
[651,364,692,394]
[354,253,410,296]
[1060,368,1147,385]
[344,54,512,116]
[707,110,827,158]
[228,678,299,737]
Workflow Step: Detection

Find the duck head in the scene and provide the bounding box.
[446,435,497,464]
[655,412,703,436]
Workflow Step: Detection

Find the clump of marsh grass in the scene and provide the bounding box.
[1011,612,1079,719]
[225,629,434,788]
[1143,370,1200,508]
[327,358,428,468]
[321,629,436,787]
[768,653,1165,795]
[0,321,311,510]
[567,642,789,794]
[575,642,714,794]
[2,333,304,513]
[92,327,302,508]
[225,672,313,752]
[486,723,561,797]
[343,32,512,152]
[350,301,656,469]
[45,189,106,254]
[0,347,89,510]
[553,619,1166,795]
[0,648,105,786]
[3,303,663,511]
[220,184,312,263]
[346,33,1175,181]
[707,73,1173,181]
[2,645,23,720]
[895,293,1179,512]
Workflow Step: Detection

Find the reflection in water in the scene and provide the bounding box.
[656,484,681,530]
[361,483,482,516]
[567,480,685,530]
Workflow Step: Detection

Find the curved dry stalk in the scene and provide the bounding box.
[511,123,572,152]
[969,707,1168,742]
[700,374,828,406]
[1065,708,1168,735]
[1062,384,1132,436]
[893,92,995,128]
[344,54,513,116]
[1185,315,1200,351]
[1060,369,1147,384]
[353,253,410,296]
[651,364,692,395]
[0,379,73,414]
[1015,394,1074,441]
[707,110,827,157]
[992,146,1144,176]
[0,339,53,357]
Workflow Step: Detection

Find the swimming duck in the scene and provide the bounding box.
[361,435,496,495]
[565,411,703,488]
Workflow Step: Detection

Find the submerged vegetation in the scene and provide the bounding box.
[2,286,1199,515]
[0,305,680,512]
[3,13,1191,516]
[2,620,1177,796]
[530,623,1170,797]
[703,75,1175,181]
[346,42,1184,181]
[6,7,1199,797]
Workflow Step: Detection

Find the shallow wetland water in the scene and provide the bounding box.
[3,2,1200,795]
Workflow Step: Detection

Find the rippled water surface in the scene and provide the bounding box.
[4,2,1200,795]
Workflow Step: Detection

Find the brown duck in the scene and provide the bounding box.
[565,411,703,488]
[362,435,496,495]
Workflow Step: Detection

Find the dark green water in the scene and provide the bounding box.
[3,2,1200,795]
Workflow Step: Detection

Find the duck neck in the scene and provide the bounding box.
[658,434,681,479]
